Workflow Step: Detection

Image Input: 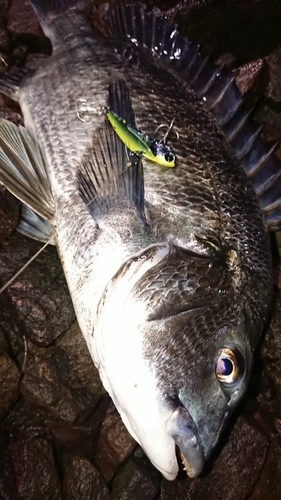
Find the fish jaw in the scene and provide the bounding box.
[165,406,204,478]
[91,243,205,480]
[93,296,204,480]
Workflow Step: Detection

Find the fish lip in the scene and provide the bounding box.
[166,405,204,478]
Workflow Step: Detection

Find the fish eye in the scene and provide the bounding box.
[215,348,241,385]
[164,152,175,163]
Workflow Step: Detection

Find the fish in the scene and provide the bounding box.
[106,108,176,167]
[0,0,276,481]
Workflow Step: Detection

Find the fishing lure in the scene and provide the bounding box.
[106,109,176,167]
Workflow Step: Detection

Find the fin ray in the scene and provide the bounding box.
[0,119,55,222]
[77,79,145,225]
[107,1,281,230]
[17,206,56,244]
[0,69,30,101]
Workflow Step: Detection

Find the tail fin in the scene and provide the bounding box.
[29,0,91,23]
[29,0,93,50]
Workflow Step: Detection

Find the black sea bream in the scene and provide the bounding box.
[0,0,276,480]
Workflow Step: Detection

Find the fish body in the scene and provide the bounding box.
[0,0,273,480]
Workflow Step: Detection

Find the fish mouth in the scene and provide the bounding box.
[177,446,202,478]
[166,406,204,478]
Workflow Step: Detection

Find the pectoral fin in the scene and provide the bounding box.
[0,119,56,242]
[0,119,55,222]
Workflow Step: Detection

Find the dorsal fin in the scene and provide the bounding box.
[106,1,281,231]
[77,79,146,226]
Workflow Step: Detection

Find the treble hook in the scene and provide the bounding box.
[155,118,179,143]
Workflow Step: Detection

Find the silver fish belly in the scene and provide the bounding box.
[0,0,272,481]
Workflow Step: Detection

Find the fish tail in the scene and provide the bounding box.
[29,0,93,48]
[29,0,91,23]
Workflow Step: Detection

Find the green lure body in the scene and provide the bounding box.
[106,109,176,167]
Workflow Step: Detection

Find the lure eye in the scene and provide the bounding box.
[215,348,240,385]
[164,152,175,163]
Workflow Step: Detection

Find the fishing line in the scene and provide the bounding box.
[0,233,56,295]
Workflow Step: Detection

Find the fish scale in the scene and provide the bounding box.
[0,0,274,481]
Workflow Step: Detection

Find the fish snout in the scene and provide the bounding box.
[165,405,204,478]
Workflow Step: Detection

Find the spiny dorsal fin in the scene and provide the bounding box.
[106,2,281,231]
[0,119,55,222]
[108,78,136,127]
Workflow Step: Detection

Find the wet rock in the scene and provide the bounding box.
[266,46,281,102]
[0,106,23,125]
[8,437,61,500]
[261,290,281,402]
[0,231,76,347]
[0,426,20,500]
[0,350,20,421]
[62,452,110,500]
[0,27,10,55]
[5,398,54,440]
[7,0,41,38]
[20,337,105,426]
[235,58,268,108]
[0,187,20,241]
[94,402,137,482]
[110,448,160,500]
[57,320,106,400]
[0,324,8,351]
[248,407,281,500]
[5,395,108,458]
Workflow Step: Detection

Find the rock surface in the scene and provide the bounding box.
[0,0,281,499]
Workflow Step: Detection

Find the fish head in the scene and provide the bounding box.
[93,243,266,480]
[137,306,254,479]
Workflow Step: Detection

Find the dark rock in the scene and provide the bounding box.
[248,407,281,500]
[0,231,76,347]
[0,187,20,242]
[110,448,160,500]
[5,398,53,440]
[0,426,20,500]
[94,402,137,482]
[20,339,104,426]
[5,395,108,458]
[0,107,23,125]
[0,325,8,351]
[235,58,269,109]
[7,0,42,37]
[8,437,61,500]
[0,27,10,54]
[266,46,281,102]
[57,320,106,401]
[62,452,110,500]
[0,351,20,421]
